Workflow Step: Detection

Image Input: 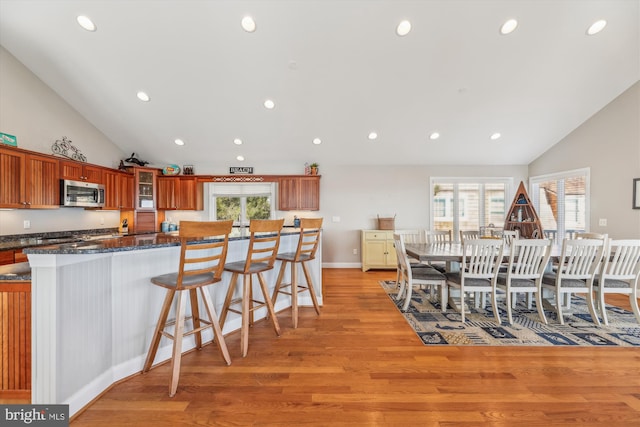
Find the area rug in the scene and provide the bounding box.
[380,280,640,347]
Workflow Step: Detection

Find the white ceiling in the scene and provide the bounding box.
[1,0,638,169]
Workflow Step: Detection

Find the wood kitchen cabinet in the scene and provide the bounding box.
[103,170,135,210]
[0,147,59,209]
[361,230,396,272]
[157,176,203,210]
[59,160,103,183]
[0,279,31,399]
[278,176,320,211]
[131,167,157,211]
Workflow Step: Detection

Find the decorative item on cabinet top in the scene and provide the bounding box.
[377,214,396,230]
[124,152,149,167]
[309,163,319,175]
[1,132,17,147]
[162,164,180,175]
[51,136,87,162]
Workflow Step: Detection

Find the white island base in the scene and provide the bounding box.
[27,232,322,416]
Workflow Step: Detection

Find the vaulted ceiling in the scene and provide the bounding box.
[1,0,638,169]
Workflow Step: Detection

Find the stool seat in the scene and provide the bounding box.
[272,218,323,328]
[220,219,284,357]
[143,220,233,397]
[151,272,215,289]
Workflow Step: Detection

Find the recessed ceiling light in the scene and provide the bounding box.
[490,132,502,140]
[500,19,518,35]
[429,132,440,140]
[264,99,275,109]
[312,138,322,145]
[368,132,378,140]
[136,91,150,102]
[174,139,185,146]
[396,20,411,36]
[233,138,243,145]
[236,155,245,162]
[587,19,607,35]
[241,16,256,32]
[76,15,96,32]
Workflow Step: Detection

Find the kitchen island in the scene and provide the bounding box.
[23,229,322,416]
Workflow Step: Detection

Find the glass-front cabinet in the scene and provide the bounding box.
[134,167,157,210]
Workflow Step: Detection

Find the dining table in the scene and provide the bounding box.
[403,241,564,313]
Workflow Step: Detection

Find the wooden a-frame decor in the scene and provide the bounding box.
[504,181,544,239]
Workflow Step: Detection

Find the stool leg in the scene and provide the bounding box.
[257,272,281,336]
[241,273,251,357]
[301,261,321,315]
[143,289,175,372]
[220,272,238,329]
[189,289,202,350]
[169,289,188,397]
[199,287,231,365]
[290,260,299,328]
[270,261,288,316]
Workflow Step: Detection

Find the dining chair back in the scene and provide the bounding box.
[445,239,503,323]
[426,229,452,245]
[459,230,480,244]
[541,237,605,325]
[501,229,519,247]
[496,238,552,324]
[594,239,640,325]
[272,217,323,328]
[393,233,447,312]
[220,218,285,356]
[143,220,233,396]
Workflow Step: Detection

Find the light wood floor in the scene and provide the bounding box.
[65,269,640,426]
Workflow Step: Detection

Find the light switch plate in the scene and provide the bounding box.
[598,218,607,226]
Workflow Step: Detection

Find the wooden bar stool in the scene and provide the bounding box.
[143,220,233,397]
[272,217,323,328]
[220,218,284,357]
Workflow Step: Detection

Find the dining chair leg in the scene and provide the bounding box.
[505,291,513,325]
[586,291,601,326]
[630,290,640,324]
[199,287,231,365]
[440,285,448,313]
[491,289,501,325]
[555,288,565,325]
[535,291,548,325]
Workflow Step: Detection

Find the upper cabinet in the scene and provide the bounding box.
[103,169,135,210]
[157,176,203,210]
[278,176,320,211]
[59,160,103,184]
[0,147,59,209]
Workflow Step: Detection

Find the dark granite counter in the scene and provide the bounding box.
[23,228,303,255]
[0,262,31,281]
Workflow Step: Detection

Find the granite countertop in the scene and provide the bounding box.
[22,228,303,255]
[0,262,31,281]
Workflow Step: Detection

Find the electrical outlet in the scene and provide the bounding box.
[598,218,607,226]
[353,248,358,255]
[332,216,341,222]
[23,220,31,229]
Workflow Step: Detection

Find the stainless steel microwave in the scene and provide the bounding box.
[60,179,105,207]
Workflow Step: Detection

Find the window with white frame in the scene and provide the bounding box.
[529,168,589,241]
[430,178,512,242]
[209,183,276,226]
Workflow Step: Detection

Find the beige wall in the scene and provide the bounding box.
[0,47,126,235]
[529,81,640,239]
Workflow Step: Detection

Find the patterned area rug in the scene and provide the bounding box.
[380,280,640,347]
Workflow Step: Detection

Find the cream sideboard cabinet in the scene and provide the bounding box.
[361,230,396,272]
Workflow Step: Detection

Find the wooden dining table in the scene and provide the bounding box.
[403,242,563,313]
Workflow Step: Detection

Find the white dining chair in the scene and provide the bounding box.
[541,238,605,325]
[593,239,640,325]
[393,233,447,312]
[445,239,503,323]
[496,238,553,324]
